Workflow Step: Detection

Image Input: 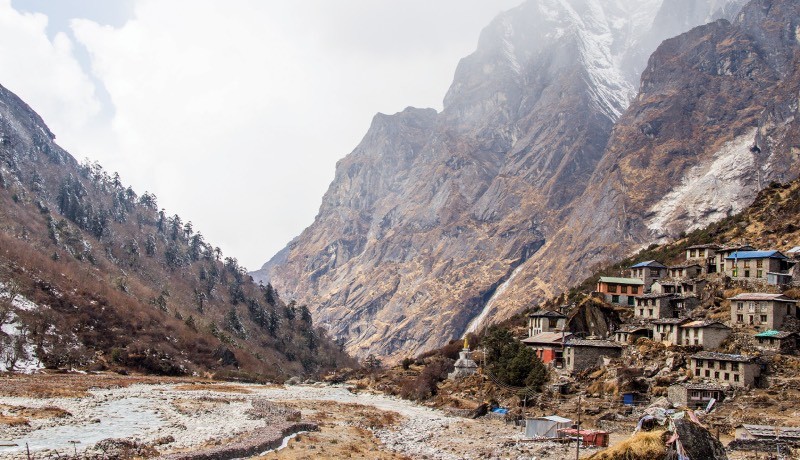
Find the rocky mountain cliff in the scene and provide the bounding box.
[0,83,354,377]
[254,0,794,359]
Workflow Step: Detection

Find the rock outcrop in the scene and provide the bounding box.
[255,0,799,359]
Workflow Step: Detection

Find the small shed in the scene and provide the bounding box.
[754,330,798,354]
[558,428,610,447]
[525,415,573,438]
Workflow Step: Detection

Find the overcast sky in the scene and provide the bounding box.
[2,0,522,270]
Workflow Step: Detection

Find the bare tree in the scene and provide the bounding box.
[0,280,20,329]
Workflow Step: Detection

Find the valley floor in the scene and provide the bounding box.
[0,374,620,460]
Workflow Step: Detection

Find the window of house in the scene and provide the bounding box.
[639,309,644,316]
[760,315,767,322]
[631,286,639,294]
[714,371,719,379]
[744,260,750,267]
[608,284,617,293]
[690,250,696,258]
[724,373,730,380]
[737,302,743,311]
[696,359,703,367]
[749,315,754,324]
[744,270,750,278]
[734,374,739,382]
[705,370,710,377]
[719,362,726,370]
[694,339,699,345]
[757,270,762,278]
[648,309,653,316]
[612,295,620,303]
[620,285,628,294]
[756,259,763,268]
[695,369,700,376]
[736,314,743,322]
[707,361,713,368]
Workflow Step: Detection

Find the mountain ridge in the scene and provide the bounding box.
[254,0,784,360]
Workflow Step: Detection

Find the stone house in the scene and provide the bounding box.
[689,352,761,388]
[521,331,573,366]
[735,425,800,442]
[527,310,567,336]
[563,339,624,373]
[652,318,689,344]
[630,261,667,291]
[685,244,721,273]
[728,293,798,330]
[613,325,652,344]
[677,320,731,349]
[651,279,706,297]
[596,277,643,306]
[715,244,756,274]
[753,330,798,354]
[667,263,703,280]
[667,383,726,409]
[725,250,791,283]
[634,293,692,319]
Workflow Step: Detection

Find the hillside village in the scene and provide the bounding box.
[507,242,800,457]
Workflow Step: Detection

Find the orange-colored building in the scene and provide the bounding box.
[596,277,644,306]
[521,331,573,366]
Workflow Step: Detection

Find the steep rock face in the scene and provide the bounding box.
[256,0,762,359]
[491,0,800,320]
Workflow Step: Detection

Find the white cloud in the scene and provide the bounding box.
[0,0,101,144]
[4,0,522,270]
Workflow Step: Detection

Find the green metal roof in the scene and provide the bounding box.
[755,330,781,337]
[598,276,644,285]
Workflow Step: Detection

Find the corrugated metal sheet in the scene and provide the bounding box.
[598,277,644,285]
[525,417,572,438]
[725,250,787,260]
[630,260,667,268]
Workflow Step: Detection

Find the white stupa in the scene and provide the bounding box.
[449,337,478,379]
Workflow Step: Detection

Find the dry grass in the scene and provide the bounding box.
[584,430,667,460]
[0,415,28,426]
[174,383,254,394]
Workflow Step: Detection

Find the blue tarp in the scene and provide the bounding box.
[491,408,508,414]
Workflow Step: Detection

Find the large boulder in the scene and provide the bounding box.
[672,418,727,460]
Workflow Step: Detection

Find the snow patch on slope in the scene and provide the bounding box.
[1,282,45,373]
[646,129,759,238]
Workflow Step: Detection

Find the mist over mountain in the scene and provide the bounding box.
[254,0,798,359]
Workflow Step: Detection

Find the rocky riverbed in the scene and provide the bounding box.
[0,375,598,459]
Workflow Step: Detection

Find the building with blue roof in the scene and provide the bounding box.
[723,250,793,284]
[629,260,667,292]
